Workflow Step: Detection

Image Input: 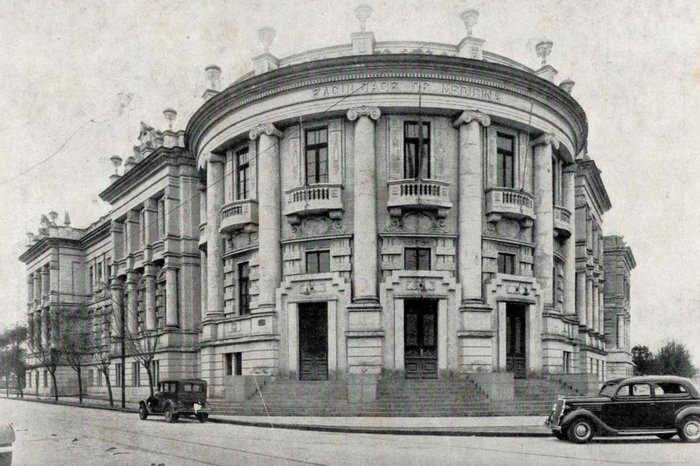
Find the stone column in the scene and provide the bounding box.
[586,277,593,331]
[453,110,491,305]
[27,312,34,349]
[126,210,140,254]
[598,286,605,336]
[41,310,49,349]
[49,308,59,348]
[144,264,157,331]
[563,166,576,315]
[532,134,559,307]
[143,198,157,247]
[205,154,225,319]
[249,123,284,311]
[346,106,381,306]
[576,272,586,326]
[111,221,125,260]
[41,267,50,297]
[592,284,599,333]
[33,273,41,302]
[34,312,42,349]
[165,266,179,327]
[200,251,208,320]
[27,274,34,304]
[110,277,124,339]
[126,272,139,335]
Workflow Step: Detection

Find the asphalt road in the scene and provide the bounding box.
[2,398,699,465]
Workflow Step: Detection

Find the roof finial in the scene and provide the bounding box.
[205,65,222,91]
[460,9,479,37]
[64,211,71,226]
[258,26,276,54]
[163,107,177,131]
[536,39,554,66]
[354,4,373,32]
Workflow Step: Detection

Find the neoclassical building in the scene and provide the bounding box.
[21,8,635,400]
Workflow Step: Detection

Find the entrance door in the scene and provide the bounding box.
[404,300,438,379]
[298,303,328,380]
[506,304,527,379]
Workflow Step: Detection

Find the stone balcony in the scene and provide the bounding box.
[554,205,573,238]
[220,199,258,233]
[284,184,343,224]
[387,179,452,218]
[485,188,535,225]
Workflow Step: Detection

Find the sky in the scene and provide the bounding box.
[0,0,698,362]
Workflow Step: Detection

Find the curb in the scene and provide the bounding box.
[5,397,551,437]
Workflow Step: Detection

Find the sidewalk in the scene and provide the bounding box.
[6,395,551,437]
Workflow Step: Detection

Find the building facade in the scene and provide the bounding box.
[21,8,635,399]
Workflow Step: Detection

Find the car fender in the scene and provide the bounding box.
[675,406,700,428]
[561,409,617,435]
[139,400,151,414]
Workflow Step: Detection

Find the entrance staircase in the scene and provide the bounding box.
[207,376,584,417]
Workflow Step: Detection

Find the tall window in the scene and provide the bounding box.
[497,133,515,188]
[238,262,250,316]
[235,353,242,376]
[404,121,430,179]
[404,247,431,271]
[140,208,146,246]
[563,351,572,373]
[132,362,140,387]
[96,262,103,289]
[225,353,233,376]
[88,265,94,292]
[305,127,328,185]
[151,360,159,386]
[497,253,516,275]
[115,363,123,388]
[236,147,251,200]
[306,250,330,274]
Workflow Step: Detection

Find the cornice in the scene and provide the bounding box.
[19,237,83,264]
[186,54,588,159]
[80,219,112,248]
[99,145,193,205]
[576,159,612,213]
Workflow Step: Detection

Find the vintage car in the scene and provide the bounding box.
[546,375,700,443]
[138,379,210,423]
[0,423,14,466]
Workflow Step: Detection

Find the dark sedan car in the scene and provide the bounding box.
[546,375,700,443]
[138,379,210,423]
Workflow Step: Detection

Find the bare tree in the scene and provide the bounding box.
[60,308,91,404]
[0,324,27,398]
[35,344,61,402]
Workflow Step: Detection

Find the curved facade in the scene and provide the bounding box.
[190,32,595,396]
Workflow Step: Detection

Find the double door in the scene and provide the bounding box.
[404,300,438,379]
[299,303,328,381]
[506,304,527,379]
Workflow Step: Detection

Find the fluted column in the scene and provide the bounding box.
[110,277,124,339]
[144,265,157,330]
[205,154,225,319]
[586,277,593,331]
[249,123,284,311]
[347,106,381,305]
[126,272,138,335]
[576,272,586,326]
[165,266,179,327]
[563,166,576,315]
[454,110,491,305]
[532,134,558,307]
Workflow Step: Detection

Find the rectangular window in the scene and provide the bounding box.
[235,352,243,376]
[132,362,140,387]
[238,262,250,316]
[496,133,515,188]
[140,208,146,246]
[236,147,251,199]
[306,250,330,274]
[97,262,103,289]
[225,353,233,376]
[404,121,430,179]
[404,247,431,271]
[89,265,94,292]
[151,360,159,387]
[43,370,47,387]
[96,369,102,387]
[497,253,516,275]
[563,351,572,373]
[305,127,328,185]
[115,363,123,388]
[88,369,94,387]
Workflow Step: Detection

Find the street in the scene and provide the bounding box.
[2,398,699,465]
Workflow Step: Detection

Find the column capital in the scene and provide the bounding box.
[206,152,226,165]
[346,105,381,122]
[249,122,284,140]
[563,163,578,175]
[453,109,491,128]
[531,133,560,150]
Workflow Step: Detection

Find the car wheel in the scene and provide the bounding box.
[656,433,675,440]
[138,403,148,420]
[567,418,595,444]
[164,405,177,423]
[678,415,700,443]
[197,413,208,423]
[552,430,567,441]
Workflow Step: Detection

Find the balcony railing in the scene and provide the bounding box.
[554,205,573,238]
[220,199,258,233]
[485,188,535,223]
[284,184,343,223]
[387,179,452,217]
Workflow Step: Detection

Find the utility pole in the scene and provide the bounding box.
[121,295,125,409]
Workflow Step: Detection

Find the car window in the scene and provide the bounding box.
[654,383,688,396]
[182,383,202,393]
[617,383,652,397]
[599,382,618,397]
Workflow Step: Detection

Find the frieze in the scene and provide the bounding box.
[290,215,345,237]
[312,80,502,102]
[386,211,446,233]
